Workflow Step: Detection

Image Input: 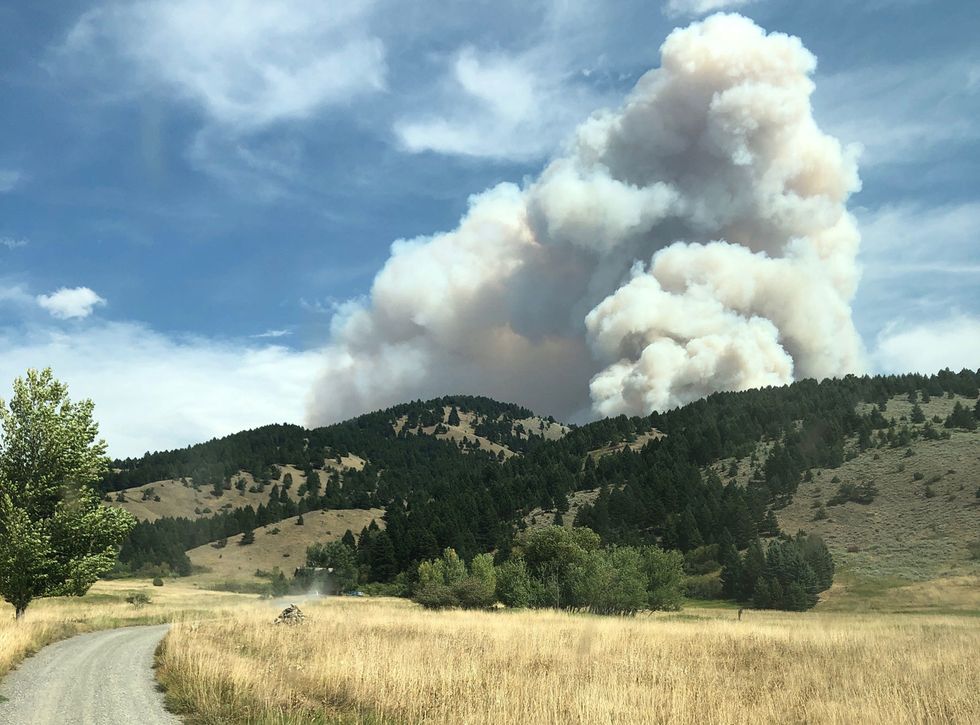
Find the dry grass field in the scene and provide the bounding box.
[0,580,253,681]
[156,595,980,725]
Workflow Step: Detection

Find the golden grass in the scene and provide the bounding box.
[0,580,253,681]
[185,507,385,588]
[157,597,980,725]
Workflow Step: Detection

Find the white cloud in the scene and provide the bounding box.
[0,170,22,192]
[664,0,758,17]
[252,328,292,339]
[0,237,28,250]
[815,57,979,167]
[873,316,980,374]
[853,201,980,336]
[36,287,107,319]
[858,201,979,277]
[0,322,322,458]
[394,43,608,161]
[62,0,386,131]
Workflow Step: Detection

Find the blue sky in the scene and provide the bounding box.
[0,0,978,456]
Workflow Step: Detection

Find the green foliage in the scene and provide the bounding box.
[0,369,136,617]
[414,548,495,610]
[125,591,151,608]
[827,481,878,506]
[944,402,977,430]
[722,533,833,611]
[305,540,358,593]
[494,559,531,608]
[152,576,164,587]
[239,528,255,545]
[497,527,684,615]
[683,573,723,599]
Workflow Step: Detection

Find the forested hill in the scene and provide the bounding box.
[103,395,557,492]
[115,371,980,594]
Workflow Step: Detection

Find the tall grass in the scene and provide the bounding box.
[157,597,980,724]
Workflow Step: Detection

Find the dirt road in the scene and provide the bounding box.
[0,624,179,725]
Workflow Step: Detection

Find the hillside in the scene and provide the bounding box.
[185,508,385,588]
[109,458,365,522]
[112,371,980,612]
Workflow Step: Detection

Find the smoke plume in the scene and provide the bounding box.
[308,13,865,425]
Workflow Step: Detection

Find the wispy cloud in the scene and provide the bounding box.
[252,328,292,339]
[816,56,980,167]
[36,287,107,319]
[392,6,614,162]
[61,0,386,132]
[0,237,28,249]
[663,0,758,18]
[0,170,22,193]
[854,201,980,339]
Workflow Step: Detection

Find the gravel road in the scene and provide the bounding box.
[0,624,179,725]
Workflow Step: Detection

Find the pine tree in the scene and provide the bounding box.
[239,528,255,545]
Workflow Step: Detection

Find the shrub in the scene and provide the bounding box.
[828,481,878,506]
[126,591,151,608]
[152,577,164,587]
[913,472,924,481]
[684,573,723,600]
[967,541,980,561]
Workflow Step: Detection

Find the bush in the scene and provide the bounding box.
[967,541,980,561]
[125,591,151,608]
[152,577,164,587]
[684,573,723,600]
[827,481,878,506]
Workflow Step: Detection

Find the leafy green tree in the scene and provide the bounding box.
[306,540,358,592]
[494,558,531,608]
[639,545,684,611]
[239,528,255,545]
[0,369,136,618]
[571,547,648,615]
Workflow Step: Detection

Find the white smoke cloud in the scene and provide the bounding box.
[308,13,866,425]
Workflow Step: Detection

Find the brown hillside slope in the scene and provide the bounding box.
[185,508,385,587]
[108,457,365,522]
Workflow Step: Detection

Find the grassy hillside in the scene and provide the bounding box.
[109,458,365,522]
[185,508,385,588]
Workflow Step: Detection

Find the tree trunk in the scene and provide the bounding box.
[15,605,26,619]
